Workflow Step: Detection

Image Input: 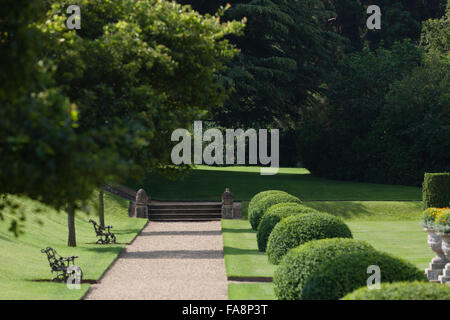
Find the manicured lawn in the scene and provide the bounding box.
[223,198,429,300]
[132,166,426,300]
[228,283,276,300]
[0,166,421,300]
[130,166,421,201]
[347,220,432,270]
[222,219,276,278]
[0,192,147,300]
[225,217,431,300]
[305,201,423,221]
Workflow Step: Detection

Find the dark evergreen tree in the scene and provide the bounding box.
[182,0,343,128]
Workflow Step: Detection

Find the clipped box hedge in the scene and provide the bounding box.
[274,238,374,300]
[301,251,426,300]
[273,238,426,300]
[248,193,301,230]
[423,173,450,208]
[267,213,352,264]
[342,281,450,300]
[248,190,288,213]
[256,203,319,252]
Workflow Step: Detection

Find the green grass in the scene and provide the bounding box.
[222,219,276,278]
[223,198,428,300]
[304,201,423,221]
[0,192,147,300]
[132,166,425,300]
[1,166,428,300]
[225,200,424,278]
[347,220,432,270]
[225,217,431,300]
[131,166,421,201]
[228,283,276,300]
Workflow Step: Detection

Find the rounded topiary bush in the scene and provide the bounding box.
[267,213,352,264]
[248,190,288,214]
[301,250,427,300]
[249,193,301,230]
[273,238,374,300]
[342,281,450,300]
[257,203,319,252]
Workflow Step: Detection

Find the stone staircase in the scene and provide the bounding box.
[148,201,222,221]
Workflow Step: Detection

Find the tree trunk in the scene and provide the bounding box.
[67,203,76,247]
[99,190,105,228]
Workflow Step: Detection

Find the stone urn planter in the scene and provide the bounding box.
[438,234,450,284]
[424,228,447,281]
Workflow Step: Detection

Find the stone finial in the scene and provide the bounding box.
[136,189,148,205]
[222,188,233,206]
[135,189,149,219]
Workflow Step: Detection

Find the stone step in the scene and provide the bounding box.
[149,212,221,218]
[149,216,222,222]
[149,208,221,215]
[149,203,221,211]
[148,201,222,221]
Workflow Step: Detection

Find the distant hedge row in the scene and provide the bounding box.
[423,173,450,208]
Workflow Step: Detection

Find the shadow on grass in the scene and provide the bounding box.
[222,227,254,234]
[83,247,124,254]
[128,169,421,202]
[29,279,98,284]
[223,246,261,256]
[304,202,370,219]
[0,233,13,243]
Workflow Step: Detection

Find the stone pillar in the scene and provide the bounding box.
[128,201,136,218]
[233,202,243,220]
[135,189,149,219]
[221,188,234,219]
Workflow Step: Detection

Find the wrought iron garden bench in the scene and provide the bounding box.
[88,219,116,244]
[40,247,82,281]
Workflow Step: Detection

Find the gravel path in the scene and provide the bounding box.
[84,221,228,300]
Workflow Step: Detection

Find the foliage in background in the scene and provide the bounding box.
[322,0,447,51]
[297,41,422,183]
[181,0,344,129]
[298,6,449,186]
[180,0,448,176]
